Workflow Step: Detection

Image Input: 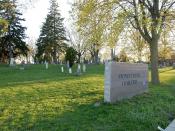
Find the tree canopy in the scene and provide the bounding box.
[0,0,28,63]
[36,0,67,63]
[73,0,175,84]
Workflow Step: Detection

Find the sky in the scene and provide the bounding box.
[21,0,72,42]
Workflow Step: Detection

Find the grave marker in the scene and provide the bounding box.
[83,64,86,73]
[173,63,175,69]
[61,66,64,72]
[69,68,72,74]
[45,61,48,69]
[10,58,15,66]
[104,62,148,103]
[67,61,70,69]
[76,64,81,75]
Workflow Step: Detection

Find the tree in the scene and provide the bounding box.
[73,1,110,64]
[74,0,175,84]
[26,38,36,63]
[36,0,67,64]
[0,0,28,63]
[67,28,87,63]
[65,47,77,68]
[117,48,129,62]
[0,18,8,35]
[0,0,9,35]
[129,29,148,62]
[159,29,174,61]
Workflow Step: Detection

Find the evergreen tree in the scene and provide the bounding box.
[0,0,28,63]
[36,0,67,64]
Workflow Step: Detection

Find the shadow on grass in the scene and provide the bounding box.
[2,86,174,131]
[159,67,174,73]
[13,91,175,131]
[0,64,104,87]
[0,65,175,131]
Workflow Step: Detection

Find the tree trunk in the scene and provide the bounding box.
[150,38,160,85]
[111,48,115,60]
[94,50,99,64]
[8,45,14,66]
[1,53,6,63]
[77,53,81,63]
[53,47,57,64]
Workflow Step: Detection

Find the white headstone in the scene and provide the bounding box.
[45,62,48,69]
[10,58,14,66]
[173,63,175,69]
[104,62,148,103]
[61,66,64,72]
[77,64,81,75]
[67,61,70,68]
[83,64,86,72]
[69,68,72,74]
[78,64,81,70]
[20,67,24,70]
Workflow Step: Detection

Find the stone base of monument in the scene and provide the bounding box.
[104,62,148,103]
[158,119,175,131]
[165,120,175,131]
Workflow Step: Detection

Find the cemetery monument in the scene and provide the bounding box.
[104,62,148,103]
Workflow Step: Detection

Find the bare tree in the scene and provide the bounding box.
[67,28,88,63]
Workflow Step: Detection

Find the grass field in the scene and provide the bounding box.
[0,64,175,131]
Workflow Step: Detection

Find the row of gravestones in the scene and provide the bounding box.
[45,61,86,74]
[8,58,87,74]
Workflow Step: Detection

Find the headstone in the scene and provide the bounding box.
[159,64,163,68]
[78,64,81,70]
[76,64,81,75]
[45,61,48,69]
[104,62,148,103]
[20,60,25,70]
[173,63,175,69]
[94,102,101,107]
[61,66,64,72]
[67,61,70,69]
[83,64,86,73]
[69,68,72,74]
[165,119,175,131]
[10,58,15,66]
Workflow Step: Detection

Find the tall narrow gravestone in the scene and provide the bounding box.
[69,68,72,74]
[104,62,148,103]
[10,58,15,66]
[67,61,70,69]
[83,64,86,73]
[45,62,48,69]
[61,66,64,73]
[76,64,81,75]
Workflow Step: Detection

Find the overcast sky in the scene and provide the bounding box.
[21,0,72,42]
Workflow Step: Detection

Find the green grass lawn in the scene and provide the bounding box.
[0,64,174,131]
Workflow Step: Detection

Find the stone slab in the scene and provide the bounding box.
[165,120,175,131]
[104,62,148,103]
